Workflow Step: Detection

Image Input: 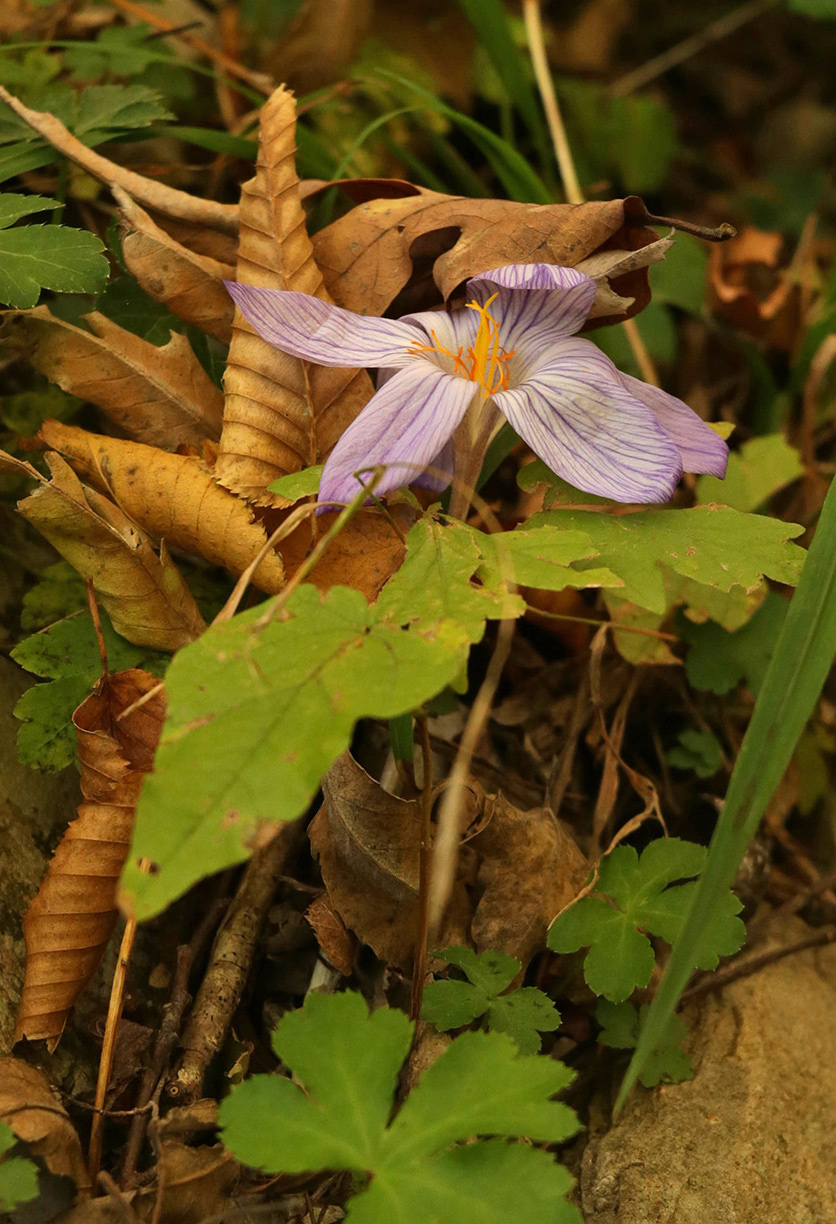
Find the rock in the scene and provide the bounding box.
[580,921,836,1223]
[0,656,80,1054]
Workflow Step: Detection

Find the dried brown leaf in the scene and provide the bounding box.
[265,0,373,91]
[8,306,223,449]
[709,224,801,349]
[14,669,164,1048]
[305,894,355,976]
[310,753,468,967]
[12,449,205,650]
[217,85,372,504]
[116,189,235,344]
[0,84,239,235]
[469,792,588,969]
[311,189,660,321]
[271,503,409,601]
[0,1057,90,1191]
[38,422,285,594]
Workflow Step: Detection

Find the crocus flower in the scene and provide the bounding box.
[226,263,727,510]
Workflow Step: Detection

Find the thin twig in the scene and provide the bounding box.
[428,618,516,939]
[88,918,138,1185]
[85,580,109,677]
[611,0,779,98]
[521,0,582,205]
[521,0,658,382]
[679,926,836,1005]
[410,715,434,1023]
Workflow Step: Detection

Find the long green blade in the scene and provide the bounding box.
[619,472,836,1107]
[455,0,551,173]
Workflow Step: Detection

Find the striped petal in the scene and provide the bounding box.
[319,362,476,505]
[468,263,597,350]
[225,283,419,367]
[492,337,683,503]
[619,373,729,478]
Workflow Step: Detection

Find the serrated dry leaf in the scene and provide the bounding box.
[0,1058,90,1192]
[269,503,409,601]
[116,189,236,344]
[311,188,660,322]
[0,84,239,235]
[10,449,205,650]
[217,84,373,504]
[8,306,223,449]
[38,421,285,594]
[14,669,164,1048]
[310,752,468,967]
[469,791,588,969]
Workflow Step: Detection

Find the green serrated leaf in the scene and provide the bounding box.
[11,611,168,770]
[0,224,108,308]
[20,562,88,632]
[595,1001,693,1087]
[549,840,743,1002]
[220,992,580,1224]
[486,989,560,1055]
[0,1123,39,1214]
[0,192,60,228]
[667,728,725,778]
[680,589,788,696]
[436,946,520,995]
[74,84,174,144]
[421,979,489,1030]
[64,24,160,79]
[268,465,323,501]
[475,523,621,595]
[528,505,804,615]
[696,433,803,512]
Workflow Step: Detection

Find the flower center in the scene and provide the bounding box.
[410,293,514,397]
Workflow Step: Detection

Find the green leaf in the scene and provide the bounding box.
[96,275,180,345]
[787,0,836,16]
[666,728,725,778]
[528,505,805,616]
[649,233,708,315]
[680,590,789,696]
[0,223,108,308]
[474,523,621,596]
[696,433,803,512]
[221,992,581,1224]
[548,840,744,1002]
[123,521,493,917]
[593,301,676,377]
[596,1002,693,1087]
[0,1123,39,1214]
[0,191,59,227]
[619,486,836,1115]
[268,465,323,502]
[11,611,168,770]
[20,561,88,631]
[64,24,160,78]
[1,382,82,435]
[422,948,560,1054]
[74,84,174,145]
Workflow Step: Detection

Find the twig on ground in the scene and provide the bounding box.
[166,823,304,1104]
[88,918,138,1185]
[679,926,836,1005]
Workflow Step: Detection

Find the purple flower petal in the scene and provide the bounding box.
[618,373,729,478]
[225,282,419,368]
[492,337,683,503]
[467,263,597,351]
[413,438,455,492]
[319,362,476,505]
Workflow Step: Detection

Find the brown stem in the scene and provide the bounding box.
[409,715,434,1023]
[679,926,836,1005]
[88,918,138,1186]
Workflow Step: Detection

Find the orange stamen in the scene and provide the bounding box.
[408,295,513,397]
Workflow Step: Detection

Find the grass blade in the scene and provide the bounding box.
[619,473,836,1108]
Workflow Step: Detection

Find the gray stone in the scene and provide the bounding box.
[581,922,836,1223]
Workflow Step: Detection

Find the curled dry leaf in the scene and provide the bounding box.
[310,753,468,967]
[116,189,236,345]
[14,669,165,1048]
[9,449,205,650]
[265,0,373,91]
[7,306,223,450]
[0,1057,90,1192]
[305,893,356,977]
[0,84,239,235]
[469,791,589,970]
[311,188,661,321]
[217,85,373,504]
[38,421,285,594]
[708,225,801,350]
